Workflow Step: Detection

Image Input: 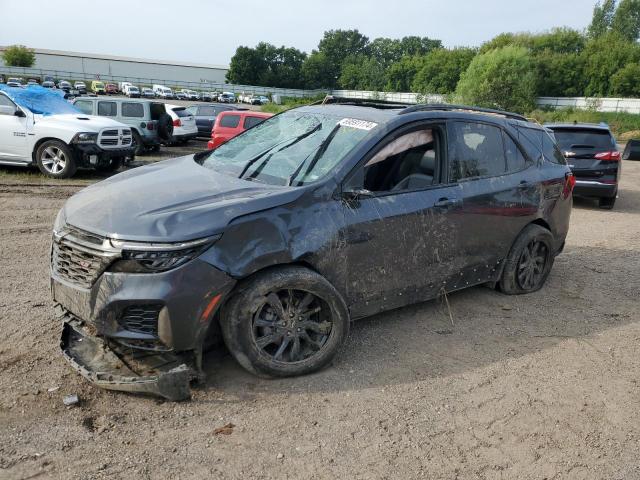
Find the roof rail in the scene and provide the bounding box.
[313,95,413,109]
[400,103,528,122]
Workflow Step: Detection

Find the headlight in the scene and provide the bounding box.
[108,235,220,273]
[72,132,98,144]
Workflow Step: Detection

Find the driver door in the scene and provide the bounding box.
[339,123,463,318]
[0,95,28,162]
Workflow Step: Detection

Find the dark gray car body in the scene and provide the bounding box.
[53,103,572,399]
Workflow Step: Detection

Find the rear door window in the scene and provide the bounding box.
[448,121,506,181]
[503,132,528,172]
[243,116,265,129]
[97,101,117,117]
[122,102,144,118]
[219,114,240,128]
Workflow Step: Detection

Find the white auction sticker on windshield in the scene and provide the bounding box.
[338,118,378,131]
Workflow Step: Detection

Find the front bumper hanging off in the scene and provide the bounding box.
[60,317,194,401]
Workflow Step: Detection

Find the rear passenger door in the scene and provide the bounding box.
[446,121,538,280]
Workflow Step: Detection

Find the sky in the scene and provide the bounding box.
[0,0,596,66]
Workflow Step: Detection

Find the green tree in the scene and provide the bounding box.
[385,55,426,92]
[588,0,617,38]
[316,29,370,88]
[455,46,537,113]
[227,43,306,88]
[611,0,640,41]
[339,55,387,90]
[535,51,587,97]
[412,48,477,94]
[582,31,640,96]
[1,45,35,67]
[610,62,640,96]
[226,46,265,85]
[301,52,334,89]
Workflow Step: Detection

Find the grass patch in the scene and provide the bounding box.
[261,95,325,114]
[528,108,640,139]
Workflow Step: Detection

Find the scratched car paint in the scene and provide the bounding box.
[51,101,573,400]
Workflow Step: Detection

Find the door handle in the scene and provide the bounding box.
[434,198,460,209]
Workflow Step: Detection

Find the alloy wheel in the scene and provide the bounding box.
[516,239,549,290]
[252,289,332,363]
[41,147,67,174]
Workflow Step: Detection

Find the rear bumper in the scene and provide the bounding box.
[573,180,617,198]
[60,317,193,401]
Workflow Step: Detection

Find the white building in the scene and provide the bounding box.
[0,47,229,86]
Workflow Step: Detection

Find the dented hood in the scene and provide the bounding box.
[63,156,302,242]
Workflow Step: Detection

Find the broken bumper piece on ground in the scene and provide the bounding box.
[60,319,193,401]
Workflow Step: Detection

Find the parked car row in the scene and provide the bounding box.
[238,93,270,105]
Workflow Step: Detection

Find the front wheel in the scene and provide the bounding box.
[221,266,350,377]
[598,195,616,210]
[499,224,555,295]
[36,140,77,179]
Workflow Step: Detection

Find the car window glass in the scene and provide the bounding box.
[97,101,117,117]
[173,108,191,118]
[243,116,265,129]
[503,132,528,173]
[449,122,506,181]
[360,128,438,192]
[198,106,216,116]
[542,132,567,164]
[0,95,16,108]
[220,114,240,128]
[74,100,93,115]
[122,102,144,118]
[516,126,544,162]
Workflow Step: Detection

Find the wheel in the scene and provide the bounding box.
[221,266,350,377]
[95,157,123,173]
[598,195,616,210]
[36,140,77,179]
[132,130,146,156]
[499,224,555,295]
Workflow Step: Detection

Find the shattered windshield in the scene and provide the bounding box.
[200,110,375,186]
[0,84,80,116]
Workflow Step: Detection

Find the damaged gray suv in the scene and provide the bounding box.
[52,99,574,400]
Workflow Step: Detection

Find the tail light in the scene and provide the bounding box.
[563,172,576,198]
[173,119,181,127]
[595,151,620,161]
[147,122,154,131]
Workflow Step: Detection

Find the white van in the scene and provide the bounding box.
[153,85,174,99]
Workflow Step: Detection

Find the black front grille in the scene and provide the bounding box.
[102,129,118,136]
[119,305,162,336]
[100,139,118,145]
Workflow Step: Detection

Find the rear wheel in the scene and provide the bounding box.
[499,224,555,295]
[132,130,146,156]
[221,266,350,377]
[598,195,616,210]
[36,140,77,179]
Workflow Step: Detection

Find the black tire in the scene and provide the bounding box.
[35,140,77,179]
[95,156,123,173]
[598,195,616,210]
[156,113,174,142]
[499,224,555,295]
[132,130,146,156]
[221,266,350,378]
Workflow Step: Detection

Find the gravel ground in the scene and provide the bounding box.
[0,156,639,480]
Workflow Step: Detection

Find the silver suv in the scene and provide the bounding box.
[72,97,173,154]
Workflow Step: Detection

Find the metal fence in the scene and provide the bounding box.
[5,65,640,111]
[0,66,326,98]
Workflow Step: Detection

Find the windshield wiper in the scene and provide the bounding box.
[238,123,322,180]
[287,124,341,186]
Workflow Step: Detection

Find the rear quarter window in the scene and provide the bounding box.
[243,116,266,129]
[122,102,144,118]
[219,114,240,128]
[543,132,567,165]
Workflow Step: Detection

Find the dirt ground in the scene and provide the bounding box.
[1,152,639,480]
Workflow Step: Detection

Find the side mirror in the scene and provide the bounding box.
[342,188,374,201]
[15,108,25,118]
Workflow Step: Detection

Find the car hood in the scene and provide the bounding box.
[62,155,303,242]
[36,114,127,131]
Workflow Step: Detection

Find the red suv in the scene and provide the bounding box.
[207,111,273,149]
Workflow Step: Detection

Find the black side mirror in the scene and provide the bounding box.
[342,188,373,201]
[15,109,25,118]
